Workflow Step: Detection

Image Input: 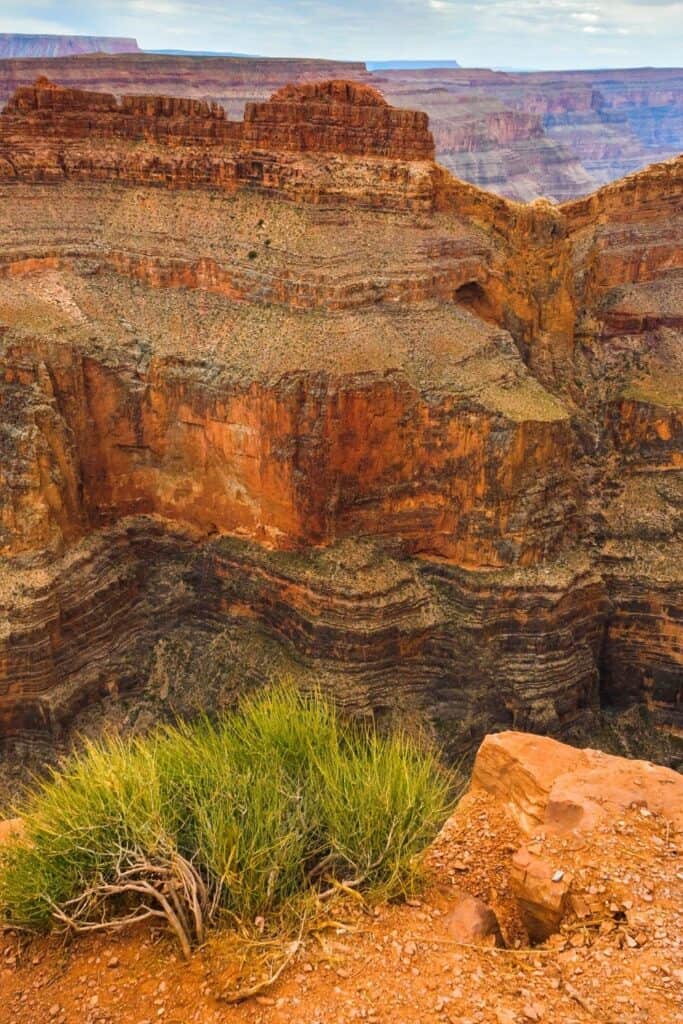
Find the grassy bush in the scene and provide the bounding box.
[0,685,454,951]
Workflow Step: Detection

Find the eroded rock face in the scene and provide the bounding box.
[0,78,680,762]
[378,66,683,200]
[0,58,679,201]
[472,732,683,835]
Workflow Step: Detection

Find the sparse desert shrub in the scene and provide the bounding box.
[0,685,454,956]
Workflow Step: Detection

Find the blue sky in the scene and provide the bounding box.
[2,0,682,68]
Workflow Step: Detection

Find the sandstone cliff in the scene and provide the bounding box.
[0,78,680,769]
[0,57,680,201]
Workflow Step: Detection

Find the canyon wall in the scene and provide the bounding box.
[377,67,683,199]
[0,78,680,766]
[0,57,679,200]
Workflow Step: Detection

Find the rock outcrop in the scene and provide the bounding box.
[465,731,683,942]
[472,732,683,834]
[0,57,680,200]
[0,78,680,767]
[0,53,373,121]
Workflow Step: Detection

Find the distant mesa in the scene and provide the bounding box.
[0,33,140,59]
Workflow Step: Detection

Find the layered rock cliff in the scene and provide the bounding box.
[0,57,680,201]
[378,67,683,199]
[0,78,680,770]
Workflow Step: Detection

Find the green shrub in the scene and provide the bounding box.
[0,685,454,950]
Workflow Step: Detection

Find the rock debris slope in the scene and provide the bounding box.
[0,78,680,763]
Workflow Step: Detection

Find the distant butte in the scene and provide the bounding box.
[0,77,680,774]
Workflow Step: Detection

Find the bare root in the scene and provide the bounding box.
[49,847,211,960]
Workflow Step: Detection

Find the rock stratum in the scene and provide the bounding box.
[0,77,681,773]
[377,66,683,201]
[0,57,680,201]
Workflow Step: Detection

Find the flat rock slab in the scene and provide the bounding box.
[472,731,683,836]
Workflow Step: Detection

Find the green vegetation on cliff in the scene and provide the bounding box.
[0,686,453,955]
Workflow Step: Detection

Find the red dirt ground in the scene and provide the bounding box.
[1,790,681,1024]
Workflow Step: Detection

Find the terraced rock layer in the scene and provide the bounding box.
[0,57,680,200]
[0,78,680,766]
[377,66,683,200]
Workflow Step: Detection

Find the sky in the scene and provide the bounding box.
[2,0,682,69]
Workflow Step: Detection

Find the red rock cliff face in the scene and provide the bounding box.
[1,58,680,200]
[0,78,680,764]
[2,77,434,160]
[242,81,434,159]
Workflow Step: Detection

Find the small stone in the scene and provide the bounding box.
[442,895,504,948]
[49,1007,60,1020]
[495,1010,516,1024]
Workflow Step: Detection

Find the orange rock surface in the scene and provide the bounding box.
[0,77,680,763]
[0,57,680,201]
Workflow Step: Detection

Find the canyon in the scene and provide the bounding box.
[0,76,680,779]
[0,56,680,200]
[377,66,683,199]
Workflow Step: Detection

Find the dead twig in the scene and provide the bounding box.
[218,915,307,1005]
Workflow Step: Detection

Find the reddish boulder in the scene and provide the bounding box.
[510,846,572,941]
[472,732,683,836]
[442,895,505,948]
